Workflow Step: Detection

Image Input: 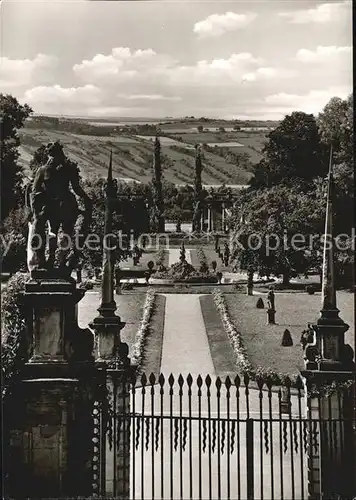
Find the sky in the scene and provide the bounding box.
[0,0,352,120]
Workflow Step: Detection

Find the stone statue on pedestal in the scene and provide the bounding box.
[26,142,92,274]
[267,287,275,310]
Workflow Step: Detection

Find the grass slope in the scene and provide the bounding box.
[200,294,237,378]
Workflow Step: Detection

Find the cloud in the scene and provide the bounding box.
[0,54,58,92]
[278,1,349,24]
[74,47,263,88]
[124,94,182,101]
[193,11,257,38]
[242,67,296,82]
[296,45,352,63]
[73,47,166,82]
[22,84,102,114]
[264,86,351,115]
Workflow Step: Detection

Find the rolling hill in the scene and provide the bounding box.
[18,119,270,185]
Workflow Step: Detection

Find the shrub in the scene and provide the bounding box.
[147,260,155,271]
[78,280,94,291]
[121,282,133,291]
[1,272,29,398]
[305,285,315,295]
[155,249,166,271]
[0,231,27,273]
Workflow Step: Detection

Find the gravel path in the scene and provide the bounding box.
[160,294,215,377]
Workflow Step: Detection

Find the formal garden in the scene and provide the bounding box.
[1,91,354,390]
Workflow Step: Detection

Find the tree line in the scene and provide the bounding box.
[229,94,353,287]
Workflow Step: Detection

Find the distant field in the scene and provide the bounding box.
[18,126,256,185]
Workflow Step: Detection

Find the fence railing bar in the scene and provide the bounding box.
[258,381,264,500]
[206,375,212,500]
[169,374,174,500]
[150,374,155,500]
[140,374,146,500]
[159,374,164,500]
[197,375,203,500]
[226,377,231,500]
[267,382,275,500]
[288,382,296,500]
[235,375,241,500]
[278,389,284,500]
[246,418,254,500]
[297,382,305,500]
[132,376,136,500]
[216,377,222,500]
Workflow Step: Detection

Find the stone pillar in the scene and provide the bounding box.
[246,270,253,295]
[208,206,212,232]
[103,368,135,497]
[301,372,355,500]
[266,308,276,324]
[4,274,95,499]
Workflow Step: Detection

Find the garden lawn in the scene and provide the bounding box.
[200,295,236,378]
[224,291,354,378]
[78,291,146,358]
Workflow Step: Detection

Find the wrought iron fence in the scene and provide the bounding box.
[92,372,355,500]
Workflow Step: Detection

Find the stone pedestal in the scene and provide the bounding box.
[3,274,95,498]
[104,367,136,498]
[5,374,95,498]
[266,308,276,324]
[301,371,355,500]
[23,275,86,363]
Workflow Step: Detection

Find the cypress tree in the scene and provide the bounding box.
[151,136,165,232]
[192,145,203,232]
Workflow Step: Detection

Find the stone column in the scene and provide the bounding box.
[4,274,95,499]
[208,206,213,232]
[301,372,355,500]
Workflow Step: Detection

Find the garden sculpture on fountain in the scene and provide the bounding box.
[26,141,92,275]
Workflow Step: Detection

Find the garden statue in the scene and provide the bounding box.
[180,241,186,262]
[132,244,142,266]
[26,141,92,274]
[214,234,220,252]
[223,241,230,266]
[115,264,121,294]
[267,287,275,310]
[266,286,276,324]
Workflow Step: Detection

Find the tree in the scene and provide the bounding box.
[0,94,32,220]
[150,137,165,232]
[197,125,204,133]
[249,111,328,190]
[230,185,325,284]
[192,145,203,232]
[317,93,354,235]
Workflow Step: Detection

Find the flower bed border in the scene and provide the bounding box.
[130,288,156,367]
[212,289,299,387]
